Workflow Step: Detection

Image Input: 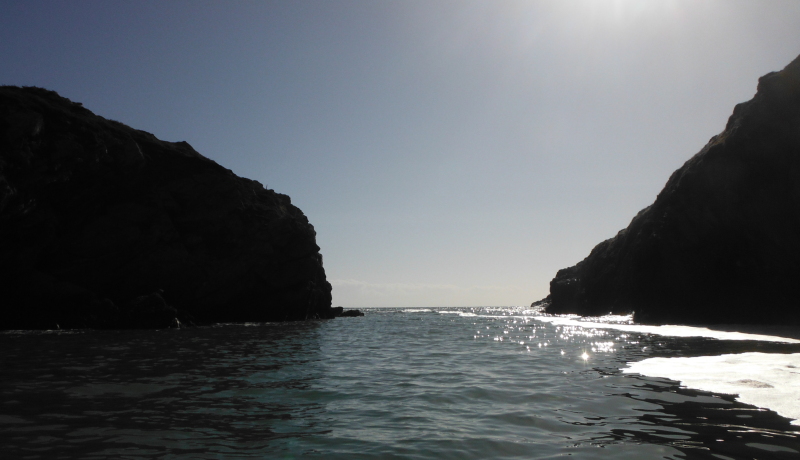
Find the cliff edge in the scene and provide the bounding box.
[0,86,336,329]
[543,54,800,325]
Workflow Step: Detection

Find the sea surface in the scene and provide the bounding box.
[2,307,800,459]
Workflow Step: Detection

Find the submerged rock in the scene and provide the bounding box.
[0,86,336,329]
[542,54,800,325]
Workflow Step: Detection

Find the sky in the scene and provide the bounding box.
[1,0,799,308]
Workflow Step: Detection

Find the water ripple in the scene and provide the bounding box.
[1,308,799,459]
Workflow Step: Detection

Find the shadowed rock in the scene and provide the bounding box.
[0,86,336,329]
[542,54,800,325]
[328,306,364,317]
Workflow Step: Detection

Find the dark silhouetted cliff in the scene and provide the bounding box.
[0,86,336,329]
[543,54,800,325]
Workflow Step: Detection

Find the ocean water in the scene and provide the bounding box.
[2,307,800,460]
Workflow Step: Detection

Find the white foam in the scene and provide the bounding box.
[435,311,477,317]
[401,309,433,313]
[624,352,800,425]
[533,316,800,344]
[527,314,800,426]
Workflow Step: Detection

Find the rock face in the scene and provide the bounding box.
[0,86,335,329]
[544,55,800,325]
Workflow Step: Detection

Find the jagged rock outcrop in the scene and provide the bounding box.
[543,54,800,325]
[0,86,335,329]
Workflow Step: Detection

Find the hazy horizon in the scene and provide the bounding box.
[2,0,799,308]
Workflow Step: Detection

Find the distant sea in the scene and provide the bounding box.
[2,307,800,459]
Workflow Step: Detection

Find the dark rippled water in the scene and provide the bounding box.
[2,307,800,459]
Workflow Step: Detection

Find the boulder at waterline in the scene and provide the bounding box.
[542,54,800,325]
[328,306,364,318]
[0,86,335,329]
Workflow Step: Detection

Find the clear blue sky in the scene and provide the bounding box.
[2,1,799,308]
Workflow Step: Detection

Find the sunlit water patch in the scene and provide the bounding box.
[535,314,800,344]
[1,307,799,459]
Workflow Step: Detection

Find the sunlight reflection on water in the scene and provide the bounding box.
[1,307,799,459]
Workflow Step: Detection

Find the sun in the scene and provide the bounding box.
[581,0,683,26]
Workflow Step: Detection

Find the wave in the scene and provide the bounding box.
[533,315,800,344]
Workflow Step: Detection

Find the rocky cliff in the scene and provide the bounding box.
[543,54,800,325]
[0,86,336,329]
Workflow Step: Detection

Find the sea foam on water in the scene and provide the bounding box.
[624,352,800,426]
[534,314,800,425]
